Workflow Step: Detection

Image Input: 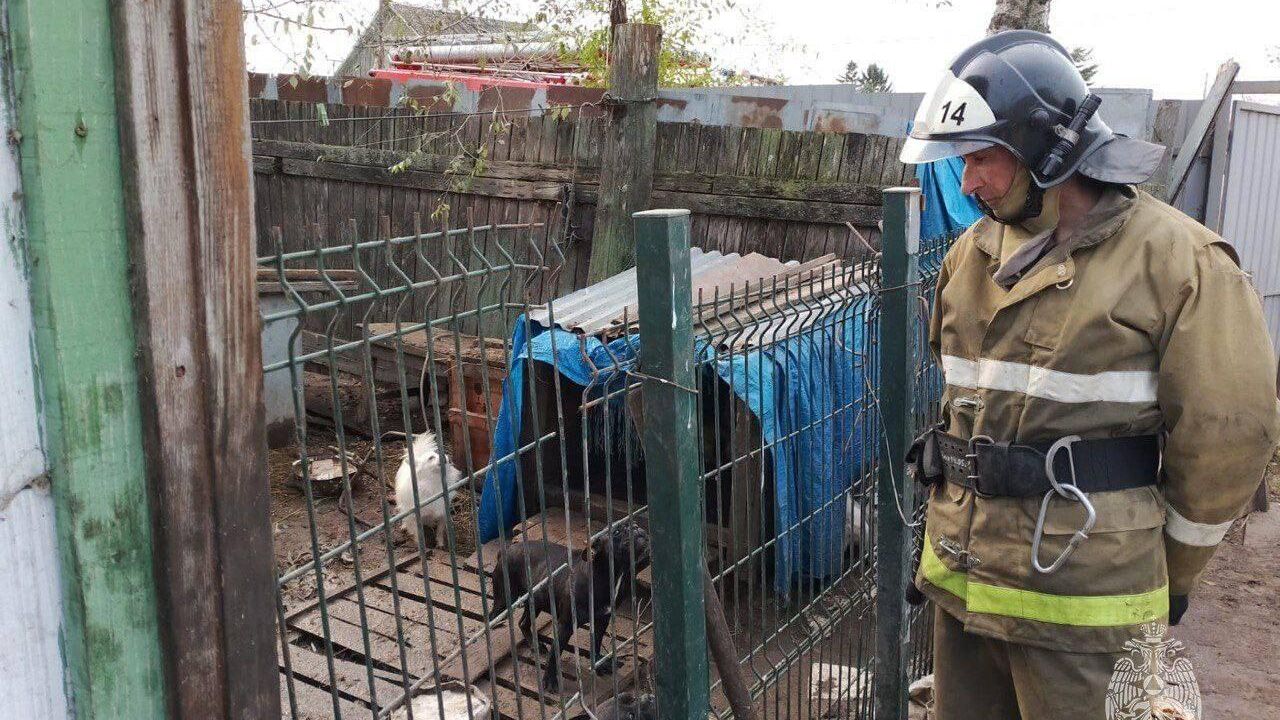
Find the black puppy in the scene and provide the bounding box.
[489,520,651,692]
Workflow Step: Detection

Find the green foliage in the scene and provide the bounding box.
[1070,46,1098,85]
[560,0,740,88]
[837,61,893,93]
[837,61,860,84]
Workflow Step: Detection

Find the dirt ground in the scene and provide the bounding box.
[269,425,478,614]
[1176,464,1280,717]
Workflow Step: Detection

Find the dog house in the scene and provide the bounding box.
[477,249,875,594]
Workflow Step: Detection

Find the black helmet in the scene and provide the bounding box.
[901,30,1163,189]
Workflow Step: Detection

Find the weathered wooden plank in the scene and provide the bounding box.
[358,581,469,656]
[797,131,826,181]
[256,138,887,197]
[776,130,801,178]
[649,190,881,226]
[110,1,276,718]
[655,122,682,174]
[838,133,869,184]
[696,125,724,176]
[861,135,891,186]
[295,598,451,683]
[280,157,568,202]
[736,127,763,176]
[539,112,562,165]
[816,132,844,183]
[677,122,701,173]
[510,115,534,162]
[1167,60,1239,202]
[708,176,881,204]
[253,154,280,174]
[274,155,880,225]
[882,136,909,186]
[757,128,784,177]
[719,126,744,174]
[556,113,577,165]
[373,574,492,625]
[281,641,402,708]
[279,669,369,720]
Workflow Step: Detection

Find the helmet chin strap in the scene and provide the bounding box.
[976,181,1045,225]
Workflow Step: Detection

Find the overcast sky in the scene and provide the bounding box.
[245,0,1280,99]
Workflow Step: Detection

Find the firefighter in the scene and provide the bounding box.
[898,30,1280,719]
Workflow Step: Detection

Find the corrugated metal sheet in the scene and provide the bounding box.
[528,248,872,344]
[1220,101,1280,353]
[529,248,796,335]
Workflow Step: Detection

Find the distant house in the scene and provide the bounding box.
[336,2,548,78]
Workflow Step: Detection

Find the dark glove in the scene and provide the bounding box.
[1169,594,1189,626]
[905,424,945,487]
[906,581,927,606]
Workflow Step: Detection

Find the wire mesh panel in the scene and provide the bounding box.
[261,208,664,720]
[678,253,883,719]
[258,194,946,718]
[903,231,952,684]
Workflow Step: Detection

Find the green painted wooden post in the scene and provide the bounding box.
[634,208,710,719]
[874,187,921,720]
[6,0,166,717]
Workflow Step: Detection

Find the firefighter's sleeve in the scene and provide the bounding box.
[927,247,955,363]
[1156,242,1280,595]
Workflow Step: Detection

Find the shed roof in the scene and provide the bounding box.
[529,249,871,349]
[337,2,534,77]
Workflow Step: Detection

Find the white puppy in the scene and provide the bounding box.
[845,492,865,560]
[394,431,462,549]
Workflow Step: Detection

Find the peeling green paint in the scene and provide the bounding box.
[6,0,167,718]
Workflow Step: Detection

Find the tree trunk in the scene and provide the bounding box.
[987,0,1052,35]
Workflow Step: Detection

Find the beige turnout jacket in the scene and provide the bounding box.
[918,185,1280,653]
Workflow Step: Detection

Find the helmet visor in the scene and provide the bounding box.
[900,137,994,164]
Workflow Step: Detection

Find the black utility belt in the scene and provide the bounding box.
[907,425,1160,498]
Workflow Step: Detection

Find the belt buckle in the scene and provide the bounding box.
[966,435,994,497]
[1031,435,1098,574]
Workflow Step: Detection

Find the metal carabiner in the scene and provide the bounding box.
[1031,483,1097,574]
[1043,435,1082,498]
[1032,435,1096,574]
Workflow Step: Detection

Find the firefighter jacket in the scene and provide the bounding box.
[918,184,1280,653]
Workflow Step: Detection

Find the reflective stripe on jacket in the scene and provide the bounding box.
[919,185,1280,653]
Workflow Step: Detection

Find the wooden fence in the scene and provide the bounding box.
[250,98,914,328]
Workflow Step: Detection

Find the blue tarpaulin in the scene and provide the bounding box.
[477,298,873,596]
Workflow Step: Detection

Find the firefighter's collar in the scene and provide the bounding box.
[971,184,1138,263]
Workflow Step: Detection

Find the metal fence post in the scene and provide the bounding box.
[874,187,922,720]
[634,208,710,720]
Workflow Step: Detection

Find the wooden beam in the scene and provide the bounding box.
[650,189,881,225]
[252,154,280,174]
[111,0,278,718]
[7,0,167,716]
[254,137,888,206]
[588,23,662,283]
[1166,61,1239,203]
[1204,95,1235,232]
[1230,80,1280,95]
[262,145,884,226]
[281,156,568,201]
